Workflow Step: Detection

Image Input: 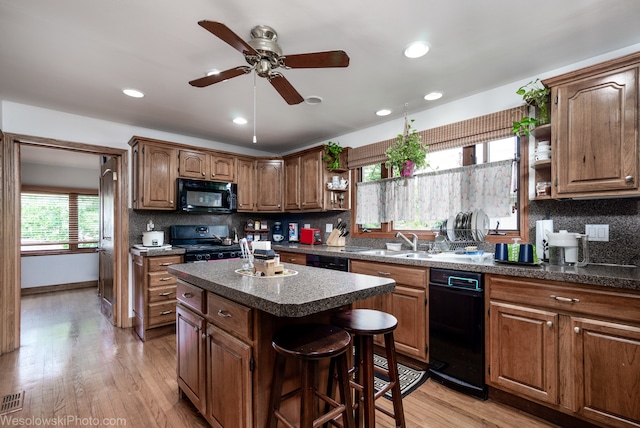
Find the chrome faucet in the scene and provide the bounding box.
[395,232,418,251]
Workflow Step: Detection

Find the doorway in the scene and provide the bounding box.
[0,132,130,354]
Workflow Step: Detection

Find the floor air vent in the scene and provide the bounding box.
[0,391,24,415]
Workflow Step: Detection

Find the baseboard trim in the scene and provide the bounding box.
[21,281,98,296]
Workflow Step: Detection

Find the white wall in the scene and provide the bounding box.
[21,161,100,188]
[21,254,99,288]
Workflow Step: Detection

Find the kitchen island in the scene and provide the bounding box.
[168,259,395,428]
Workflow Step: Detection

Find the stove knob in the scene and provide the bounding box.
[195,254,203,261]
[229,252,236,258]
[204,254,211,260]
[217,253,224,259]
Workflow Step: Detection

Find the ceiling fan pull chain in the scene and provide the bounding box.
[253,72,257,143]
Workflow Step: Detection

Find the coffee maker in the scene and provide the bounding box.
[272,222,285,242]
[546,230,589,267]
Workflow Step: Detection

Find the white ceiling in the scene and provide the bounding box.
[3,0,640,156]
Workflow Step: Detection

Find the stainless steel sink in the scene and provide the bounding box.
[355,249,405,256]
[390,252,431,259]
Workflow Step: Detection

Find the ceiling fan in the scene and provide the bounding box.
[189,21,350,105]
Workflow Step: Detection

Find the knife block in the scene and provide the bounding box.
[326,229,345,247]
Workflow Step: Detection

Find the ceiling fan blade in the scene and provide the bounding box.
[189,66,250,87]
[268,74,304,105]
[283,50,350,69]
[198,21,258,56]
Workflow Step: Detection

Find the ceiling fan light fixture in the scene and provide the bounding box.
[404,41,430,58]
[424,91,443,101]
[305,96,323,105]
[233,117,248,125]
[122,88,144,98]
[376,109,392,116]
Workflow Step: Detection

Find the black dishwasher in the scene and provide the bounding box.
[305,254,349,271]
[429,268,487,399]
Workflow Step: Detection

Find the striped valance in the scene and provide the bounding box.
[347,106,526,169]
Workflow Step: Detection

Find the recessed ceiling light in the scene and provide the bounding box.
[123,88,144,98]
[233,117,248,125]
[376,109,392,116]
[305,96,323,105]
[403,41,430,59]
[424,92,443,101]
[206,69,220,76]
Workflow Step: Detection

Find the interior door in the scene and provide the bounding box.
[99,157,117,325]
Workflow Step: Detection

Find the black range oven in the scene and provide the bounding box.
[170,225,241,263]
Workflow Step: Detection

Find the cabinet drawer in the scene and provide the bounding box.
[278,251,307,265]
[148,255,182,272]
[148,271,177,287]
[148,301,177,327]
[177,280,206,313]
[488,275,640,323]
[148,285,177,303]
[207,293,252,341]
[351,260,426,288]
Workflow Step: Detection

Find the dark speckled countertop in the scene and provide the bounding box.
[274,244,640,292]
[168,259,395,317]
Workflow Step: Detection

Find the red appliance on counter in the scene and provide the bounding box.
[300,228,322,245]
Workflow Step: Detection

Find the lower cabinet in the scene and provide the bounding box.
[277,251,307,265]
[350,260,428,362]
[176,280,254,428]
[488,274,640,428]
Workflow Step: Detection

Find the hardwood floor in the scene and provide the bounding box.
[0,289,559,428]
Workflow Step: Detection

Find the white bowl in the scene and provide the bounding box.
[386,243,402,251]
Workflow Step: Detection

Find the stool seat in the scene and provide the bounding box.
[268,323,355,428]
[331,309,397,336]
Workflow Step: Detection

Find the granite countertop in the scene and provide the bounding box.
[168,259,395,318]
[274,244,640,292]
[130,246,186,257]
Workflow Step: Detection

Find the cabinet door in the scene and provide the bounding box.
[283,157,301,210]
[277,251,306,266]
[140,143,177,209]
[176,305,206,413]
[489,301,559,404]
[572,317,640,427]
[211,153,236,182]
[300,150,324,210]
[237,158,255,211]
[554,66,639,196]
[389,285,427,360]
[179,149,208,179]
[256,160,283,211]
[205,324,252,428]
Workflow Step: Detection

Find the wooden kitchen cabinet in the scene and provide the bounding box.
[237,158,283,212]
[176,282,254,428]
[350,260,428,361]
[284,149,324,211]
[132,253,182,341]
[178,149,236,182]
[543,52,640,198]
[277,251,307,265]
[236,157,255,211]
[487,274,640,427]
[129,137,178,210]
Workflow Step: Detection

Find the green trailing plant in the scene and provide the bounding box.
[512,78,551,137]
[322,141,344,171]
[385,119,428,177]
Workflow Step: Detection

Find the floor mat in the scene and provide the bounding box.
[373,353,428,399]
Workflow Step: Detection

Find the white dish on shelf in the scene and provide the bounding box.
[470,209,479,241]
[475,209,489,240]
[447,215,456,241]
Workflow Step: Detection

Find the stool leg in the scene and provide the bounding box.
[268,352,287,428]
[361,335,375,428]
[300,359,317,428]
[335,353,356,428]
[353,334,364,428]
[384,332,406,428]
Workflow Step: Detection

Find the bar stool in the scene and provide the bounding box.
[268,323,355,428]
[328,309,406,428]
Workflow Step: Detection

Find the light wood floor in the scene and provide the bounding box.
[0,288,560,428]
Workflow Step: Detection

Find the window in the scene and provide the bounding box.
[21,186,99,254]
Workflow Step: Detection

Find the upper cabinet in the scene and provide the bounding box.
[178,149,236,182]
[543,52,640,198]
[237,158,284,212]
[130,137,178,210]
[284,149,324,211]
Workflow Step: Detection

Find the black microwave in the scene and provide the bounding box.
[177,178,237,213]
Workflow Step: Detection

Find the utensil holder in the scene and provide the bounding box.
[326,229,346,247]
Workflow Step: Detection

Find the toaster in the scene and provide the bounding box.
[300,228,322,245]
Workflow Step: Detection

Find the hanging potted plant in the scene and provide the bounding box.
[385,119,428,177]
[322,141,344,172]
[512,78,551,136]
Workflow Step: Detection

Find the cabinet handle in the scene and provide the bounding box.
[202,172,205,176]
[201,333,210,340]
[211,173,216,177]
[377,271,392,276]
[159,263,173,266]
[625,175,634,183]
[194,326,200,332]
[159,277,173,281]
[574,327,581,334]
[159,292,172,296]
[217,309,232,318]
[546,321,553,327]
[182,292,193,299]
[550,295,579,303]
[160,310,173,315]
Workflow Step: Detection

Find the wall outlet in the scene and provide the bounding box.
[585,224,609,242]
[326,224,333,233]
[304,224,311,229]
